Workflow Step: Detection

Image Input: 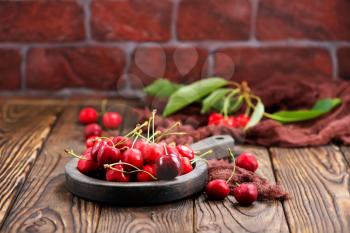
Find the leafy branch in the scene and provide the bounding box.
[144,78,342,129]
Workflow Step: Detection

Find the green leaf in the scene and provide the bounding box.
[245,100,265,129]
[267,98,342,123]
[228,95,244,114]
[201,88,231,113]
[144,79,183,97]
[163,77,228,116]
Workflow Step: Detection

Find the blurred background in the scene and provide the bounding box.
[0,0,349,97]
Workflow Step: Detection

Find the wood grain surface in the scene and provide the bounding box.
[0,107,101,233]
[340,146,350,166]
[271,146,350,233]
[0,102,60,227]
[95,107,194,233]
[194,146,289,233]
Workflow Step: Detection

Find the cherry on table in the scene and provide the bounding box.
[121,148,144,169]
[79,107,98,124]
[205,179,230,200]
[105,164,130,182]
[103,112,122,129]
[137,164,156,182]
[233,183,258,206]
[84,123,102,139]
[236,152,258,172]
[77,153,99,175]
[155,153,182,180]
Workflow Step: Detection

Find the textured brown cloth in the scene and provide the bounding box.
[208,159,289,200]
[140,75,350,147]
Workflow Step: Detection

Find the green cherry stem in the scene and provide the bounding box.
[226,148,236,183]
[64,149,88,160]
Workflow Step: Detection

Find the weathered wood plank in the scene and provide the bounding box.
[95,106,194,233]
[271,146,350,233]
[194,146,289,233]
[1,101,130,233]
[0,102,60,227]
[0,107,100,233]
[340,146,350,166]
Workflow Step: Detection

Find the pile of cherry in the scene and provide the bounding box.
[68,107,261,206]
[208,113,250,128]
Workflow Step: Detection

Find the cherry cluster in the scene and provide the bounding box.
[68,111,202,182]
[205,151,259,206]
[208,113,250,128]
[79,107,123,139]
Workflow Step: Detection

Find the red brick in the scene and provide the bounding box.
[128,46,209,87]
[27,47,125,90]
[92,0,172,41]
[0,49,21,90]
[0,1,84,42]
[214,48,332,84]
[177,0,251,40]
[338,47,350,80]
[257,0,350,40]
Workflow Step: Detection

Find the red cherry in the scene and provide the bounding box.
[236,152,258,172]
[77,153,99,175]
[236,114,250,127]
[155,154,182,180]
[97,145,121,167]
[179,156,193,175]
[86,136,101,148]
[112,136,132,151]
[79,107,98,124]
[133,139,147,151]
[106,164,130,182]
[205,179,230,200]
[121,148,144,169]
[176,145,194,160]
[208,113,224,125]
[90,140,113,160]
[141,143,164,164]
[166,145,180,157]
[84,123,102,139]
[137,164,156,182]
[233,183,258,205]
[103,112,122,129]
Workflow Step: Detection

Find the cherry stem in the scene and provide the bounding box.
[64,149,88,160]
[154,122,181,142]
[198,149,213,158]
[131,131,140,148]
[152,110,156,143]
[191,157,209,165]
[104,162,157,180]
[226,148,236,183]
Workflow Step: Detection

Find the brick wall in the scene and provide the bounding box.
[0,0,350,96]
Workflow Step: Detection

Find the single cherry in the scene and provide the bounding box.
[155,154,182,180]
[233,183,258,205]
[141,143,164,164]
[112,136,132,151]
[137,164,156,182]
[90,140,113,160]
[97,145,121,167]
[179,156,193,175]
[121,148,144,169]
[205,179,230,200]
[77,153,99,175]
[105,164,130,182]
[235,152,258,172]
[84,123,102,139]
[79,107,98,124]
[166,145,180,157]
[103,112,122,129]
[86,136,101,148]
[176,145,195,160]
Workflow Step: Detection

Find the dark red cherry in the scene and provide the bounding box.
[97,145,121,167]
[77,153,99,175]
[121,148,144,169]
[136,164,156,182]
[155,154,182,180]
[236,152,258,172]
[112,136,132,151]
[105,164,130,182]
[205,179,230,200]
[84,123,102,139]
[233,183,258,206]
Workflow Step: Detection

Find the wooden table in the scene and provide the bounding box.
[0,98,349,233]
